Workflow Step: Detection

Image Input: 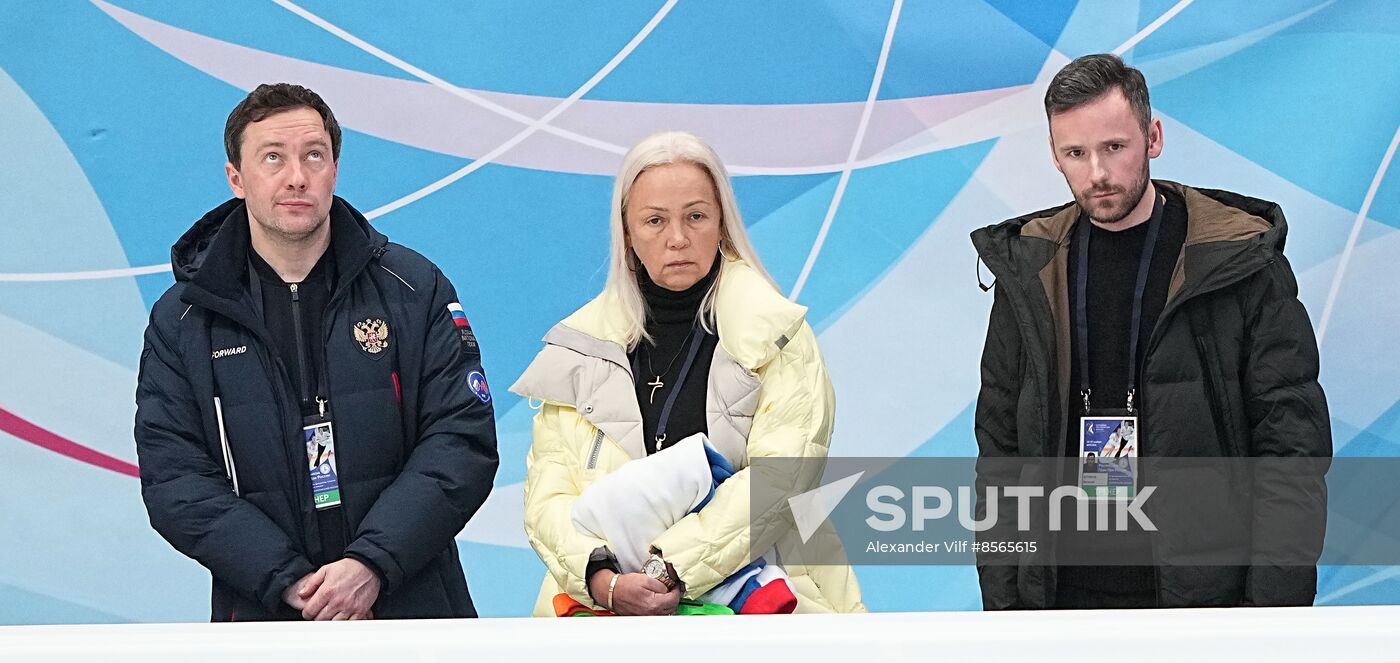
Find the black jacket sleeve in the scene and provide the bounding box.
[134,307,317,612]
[973,284,1025,610]
[343,267,500,593]
[1240,256,1332,606]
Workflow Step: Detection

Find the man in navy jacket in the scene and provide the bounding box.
[135,83,499,621]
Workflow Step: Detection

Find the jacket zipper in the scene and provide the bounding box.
[1194,337,1237,457]
[586,429,604,470]
[1193,332,1251,521]
[289,283,312,407]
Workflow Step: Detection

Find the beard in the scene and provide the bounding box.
[1075,155,1151,225]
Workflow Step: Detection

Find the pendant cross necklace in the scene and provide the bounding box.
[645,325,698,404]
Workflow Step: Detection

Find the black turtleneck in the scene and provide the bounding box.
[629,259,722,456]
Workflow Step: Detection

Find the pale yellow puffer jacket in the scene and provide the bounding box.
[509,258,865,616]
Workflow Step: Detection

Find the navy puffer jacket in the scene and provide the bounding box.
[135,196,498,620]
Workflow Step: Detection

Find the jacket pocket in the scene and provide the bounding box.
[213,396,240,495]
[1195,337,1241,458]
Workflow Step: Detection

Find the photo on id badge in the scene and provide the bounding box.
[304,422,341,508]
[1079,416,1137,499]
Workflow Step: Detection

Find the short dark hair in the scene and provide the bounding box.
[223,83,341,167]
[1044,54,1152,135]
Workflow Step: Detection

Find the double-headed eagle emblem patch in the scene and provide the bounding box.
[353,318,390,355]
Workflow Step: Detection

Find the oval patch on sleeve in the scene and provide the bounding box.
[466,370,492,404]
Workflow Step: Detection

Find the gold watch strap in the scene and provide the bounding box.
[662,560,682,592]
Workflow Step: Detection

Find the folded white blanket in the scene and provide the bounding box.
[570,432,791,608]
[570,433,713,573]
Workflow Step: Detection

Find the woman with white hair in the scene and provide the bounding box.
[511,131,864,617]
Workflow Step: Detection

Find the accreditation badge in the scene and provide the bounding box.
[304,420,341,510]
[1078,412,1138,500]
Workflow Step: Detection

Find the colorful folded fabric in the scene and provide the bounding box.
[568,432,799,615]
[553,593,615,617]
[738,578,798,615]
[553,593,735,616]
[676,599,735,616]
[693,442,736,511]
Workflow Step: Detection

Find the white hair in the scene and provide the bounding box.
[602,131,777,350]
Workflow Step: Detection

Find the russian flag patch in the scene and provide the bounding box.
[447,302,480,353]
[447,302,470,328]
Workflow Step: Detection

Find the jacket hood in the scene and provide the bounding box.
[171,197,247,284]
[971,180,1288,284]
[171,196,388,303]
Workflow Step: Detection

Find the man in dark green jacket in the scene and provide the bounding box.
[970,54,1330,609]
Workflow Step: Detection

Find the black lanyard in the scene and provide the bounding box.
[633,323,707,450]
[1073,194,1164,414]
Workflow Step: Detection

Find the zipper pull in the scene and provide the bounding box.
[316,397,327,417]
[290,283,300,301]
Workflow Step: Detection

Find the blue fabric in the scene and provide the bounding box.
[725,559,769,612]
[729,576,763,612]
[705,442,736,483]
[692,442,736,512]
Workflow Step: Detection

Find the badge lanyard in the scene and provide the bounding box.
[1073,194,1164,415]
[633,323,707,451]
[1074,196,1162,499]
[304,357,340,511]
[303,295,339,512]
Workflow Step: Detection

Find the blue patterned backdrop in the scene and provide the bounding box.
[1,1,1397,622]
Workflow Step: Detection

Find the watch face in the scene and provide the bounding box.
[644,558,665,579]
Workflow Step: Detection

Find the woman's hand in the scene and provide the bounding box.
[589,570,680,616]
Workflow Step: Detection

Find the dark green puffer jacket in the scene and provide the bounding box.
[970,180,1331,609]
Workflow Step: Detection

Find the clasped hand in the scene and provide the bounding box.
[589,570,680,616]
[283,558,381,620]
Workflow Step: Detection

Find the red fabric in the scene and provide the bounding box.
[738,581,797,614]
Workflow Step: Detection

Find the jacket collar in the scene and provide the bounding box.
[551,257,807,372]
[173,196,387,318]
[971,180,1284,302]
[509,258,801,462]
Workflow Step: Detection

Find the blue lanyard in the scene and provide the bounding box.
[1073,194,1164,414]
[632,323,707,450]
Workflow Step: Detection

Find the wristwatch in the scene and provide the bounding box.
[643,546,680,592]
